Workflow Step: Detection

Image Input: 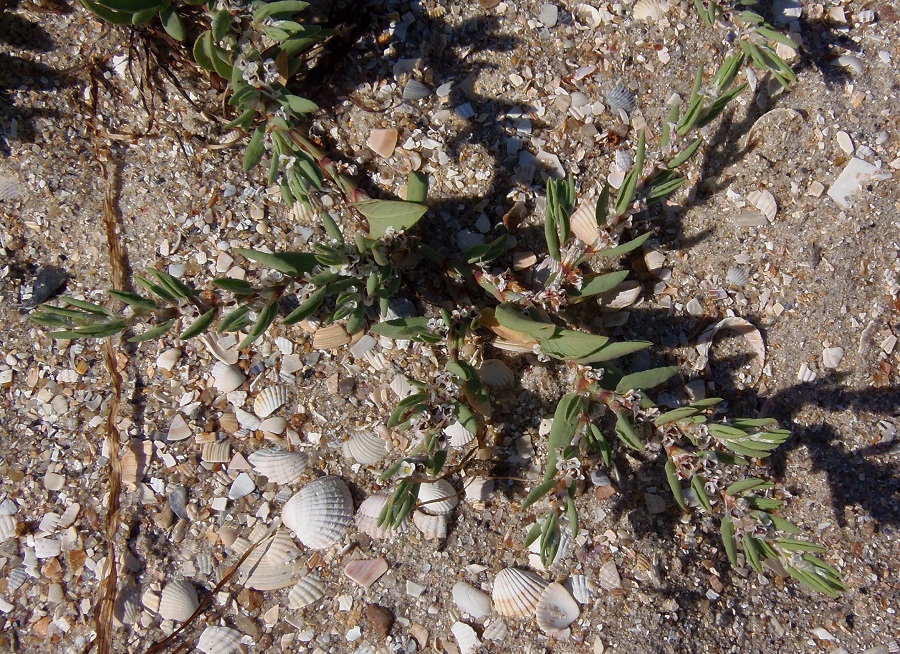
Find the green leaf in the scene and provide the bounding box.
[614,410,643,451]
[94,0,165,12]
[238,302,278,349]
[225,108,256,131]
[524,521,543,548]
[355,200,428,238]
[540,330,610,362]
[283,286,327,325]
[661,100,681,149]
[62,297,112,315]
[696,82,747,129]
[615,366,679,393]
[136,276,176,302]
[252,0,309,22]
[521,479,557,509]
[147,268,197,299]
[743,535,763,573]
[48,319,129,339]
[192,30,217,73]
[465,235,508,264]
[654,406,700,426]
[283,94,318,115]
[80,0,135,25]
[406,172,428,204]
[235,248,317,276]
[244,125,266,171]
[691,475,713,512]
[159,7,185,40]
[455,403,478,435]
[493,303,557,339]
[775,538,825,554]
[212,9,232,42]
[667,137,704,169]
[217,305,252,333]
[595,232,651,258]
[665,459,686,510]
[769,514,801,534]
[725,478,774,496]
[568,270,630,299]
[721,517,738,566]
[127,318,177,342]
[614,130,645,216]
[107,290,154,309]
[577,340,651,363]
[588,423,612,466]
[370,317,442,343]
[178,308,216,340]
[212,278,255,295]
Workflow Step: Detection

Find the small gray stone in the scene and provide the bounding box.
[539,3,558,27]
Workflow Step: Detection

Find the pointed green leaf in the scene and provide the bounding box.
[540,330,610,362]
[568,270,630,299]
[577,340,651,363]
[243,125,266,171]
[234,248,317,276]
[743,535,763,573]
[721,517,738,566]
[665,459,686,510]
[355,200,427,238]
[238,302,278,349]
[595,232,651,258]
[108,290,158,309]
[614,409,643,451]
[522,479,557,509]
[691,475,713,512]
[615,366,679,393]
[494,303,557,339]
[127,318,177,342]
[178,308,216,340]
[614,130,645,216]
[725,478,774,496]
[217,305,252,333]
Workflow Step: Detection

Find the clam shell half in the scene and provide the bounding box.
[282,476,353,550]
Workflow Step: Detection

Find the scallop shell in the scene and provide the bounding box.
[197,626,242,654]
[492,567,548,617]
[451,621,481,654]
[605,84,637,115]
[355,491,408,539]
[114,586,142,626]
[259,416,287,435]
[569,199,601,244]
[158,580,199,622]
[253,386,288,418]
[535,582,580,635]
[418,479,458,515]
[211,362,245,394]
[746,189,777,221]
[288,574,326,609]
[597,560,622,590]
[403,79,432,101]
[342,431,389,466]
[444,420,476,448]
[822,346,844,369]
[566,575,594,604]
[0,176,23,201]
[452,582,492,620]
[633,0,667,21]
[248,448,309,484]
[478,359,514,388]
[412,510,449,540]
[282,476,354,549]
[725,266,749,287]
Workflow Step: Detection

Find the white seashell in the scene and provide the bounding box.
[418,479,458,515]
[605,84,636,114]
[725,266,749,287]
[797,363,817,382]
[835,54,864,75]
[483,619,508,641]
[633,0,667,21]
[464,477,494,504]
[114,586,142,626]
[7,567,28,592]
[597,560,622,590]
[367,128,399,158]
[413,511,449,540]
[822,346,844,369]
[403,79,432,101]
[695,316,766,379]
[731,210,768,227]
[451,621,481,654]
[197,626,242,654]
[248,448,309,484]
[201,440,231,463]
[573,3,604,28]
[566,575,594,604]
[158,580,199,622]
[0,515,18,542]
[288,574,326,609]
[478,359,514,388]
[569,199,601,244]
[0,176,23,200]
[492,567,548,617]
[283,476,353,549]
[746,189,777,221]
[228,472,256,500]
[342,431,389,466]
[598,280,642,310]
[259,416,287,435]
[240,530,302,590]
[235,408,260,431]
[156,348,182,372]
[168,413,192,442]
[253,386,288,418]
[444,420,476,448]
[312,323,351,349]
[355,491,408,539]
[452,582,492,620]
[344,557,388,588]
[57,503,80,529]
[536,582,580,636]
[211,362,245,394]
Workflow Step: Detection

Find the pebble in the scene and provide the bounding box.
[836,131,854,154]
[365,604,394,638]
[539,3,558,27]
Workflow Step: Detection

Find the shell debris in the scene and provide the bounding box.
[344,557,388,588]
[368,128,399,158]
[247,448,309,484]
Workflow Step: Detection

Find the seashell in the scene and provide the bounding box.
[0,515,18,542]
[535,582,580,636]
[156,348,182,372]
[201,440,231,463]
[121,440,153,485]
[313,323,351,349]
[451,621,481,654]
[168,413,193,442]
[236,408,260,431]
[211,362,245,394]
[598,280,642,310]
[253,386,288,419]
[228,472,255,500]
[452,582,492,620]
[605,84,637,115]
[158,580,199,622]
[342,431,389,466]
[695,316,766,379]
[344,557,388,588]
[403,79,432,101]
[597,560,622,590]
[478,359,514,388]
[259,416,287,435]
[615,149,633,173]
[283,476,353,549]
[197,626,242,654]
[367,128,398,158]
[464,476,494,504]
[797,363,817,382]
[529,527,573,570]
[492,567,548,617]
[57,503,80,529]
[7,566,28,591]
[834,54,864,75]
[566,575,594,604]
[114,586,142,626]
[356,491,408,539]
[288,574,326,609]
[413,510,449,540]
[418,479,458,515]
[219,412,240,435]
[573,3,602,29]
[240,529,302,590]
[725,266,749,287]
[444,420,476,448]
[822,346,844,369]
[731,209,768,227]
[746,189,777,221]
[633,0,667,22]
[570,199,601,244]
[0,176,23,201]
[248,448,309,484]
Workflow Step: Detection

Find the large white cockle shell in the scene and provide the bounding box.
[248,448,309,485]
[412,510,449,540]
[535,582,580,635]
[282,476,353,549]
[158,580,199,622]
[492,567,548,617]
[418,479,458,515]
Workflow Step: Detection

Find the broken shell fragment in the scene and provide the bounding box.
[367,128,399,158]
[402,79,432,101]
[597,560,622,590]
[158,580,199,622]
[197,626,242,654]
[313,323,351,349]
[566,575,594,604]
[535,582,580,636]
[288,573,326,609]
[746,189,777,221]
[344,557,388,588]
[451,621,481,654]
[492,567,548,617]
[822,346,844,369]
[211,362,245,394]
[282,476,354,549]
[452,582,492,620]
[253,386,288,419]
[413,510,449,540]
[633,0,667,22]
[694,316,766,380]
[248,448,309,485]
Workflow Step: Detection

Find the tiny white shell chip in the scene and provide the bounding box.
[746,189,777,221]
[822,346,844,369]
[418,479,458,515]
[288,574,326,609]
[451,621,481,654]
[342,431,389,466]
[156,348,182,372]
[253,386,288,418]
[282,476,353,549]
[197,626,242,654]
[211,362,244,393]
[536,582,580,635]
[158,580,199,622]
[248,448,309,484]
[492,567,548,617]
[452,582,492,620]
